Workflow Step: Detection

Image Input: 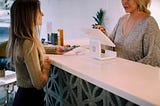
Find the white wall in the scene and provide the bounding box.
[40,0,106,40]
[105,0,160,33]
[150,0,160,27]
[105,0,125,33]
[40,0,160,40]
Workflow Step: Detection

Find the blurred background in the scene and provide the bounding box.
[0,0,159,41]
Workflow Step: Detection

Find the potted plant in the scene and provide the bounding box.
[92,8,105,28]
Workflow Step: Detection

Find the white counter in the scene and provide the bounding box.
[0,70,16,86]
[47,38,160,106]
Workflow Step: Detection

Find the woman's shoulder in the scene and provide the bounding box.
[23,39,33,47]
[145,16,159,28]
[23,39,38,52]
[117,14,128,24]
[119,14,128,20]
[144,16,157,23]
[22,39,39,56]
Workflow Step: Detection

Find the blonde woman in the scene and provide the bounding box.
[7,0,51,106]
[95,0,160,67]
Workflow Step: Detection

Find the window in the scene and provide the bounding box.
[0,0,14,42]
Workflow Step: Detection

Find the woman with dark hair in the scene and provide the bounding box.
[7,0,51,106]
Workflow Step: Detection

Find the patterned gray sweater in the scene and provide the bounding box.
[109,15,160,67]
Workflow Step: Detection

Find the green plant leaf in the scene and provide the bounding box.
[92,8,105,26]
[93,16,99,24]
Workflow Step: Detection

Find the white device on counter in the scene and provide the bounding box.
[83,28,117,60]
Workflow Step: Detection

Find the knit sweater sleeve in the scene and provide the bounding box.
[23,40,48,89]
[138,17,160,67]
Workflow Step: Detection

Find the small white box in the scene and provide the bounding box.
[83,28,116,60]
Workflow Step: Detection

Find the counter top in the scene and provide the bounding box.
[47,38,160,106]
[0,70,16,86]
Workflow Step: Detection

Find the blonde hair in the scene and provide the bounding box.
[136,0,151,15]
[7,0,44,65]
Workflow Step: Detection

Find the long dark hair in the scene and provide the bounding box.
[7,0,44,64]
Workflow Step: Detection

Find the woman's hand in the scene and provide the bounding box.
[55,46,64,55]
[44,45,64,55]
[43,56,51,71]
[41,56,51,85]
[93,25,106,34]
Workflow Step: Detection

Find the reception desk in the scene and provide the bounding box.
[44,38,160,106]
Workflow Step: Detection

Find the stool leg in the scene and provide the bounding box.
[4,85,9,105]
